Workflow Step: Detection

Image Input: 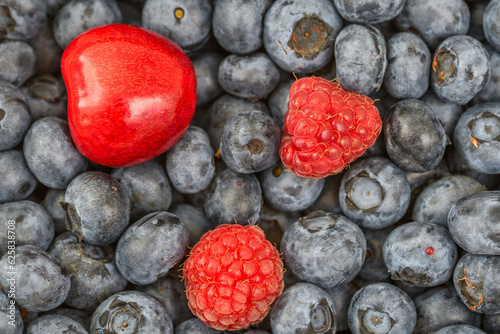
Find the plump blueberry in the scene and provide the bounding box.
[263,0,343,73]
[474,45,500,103]
[0,200,54,257]
[335,24,387,96]
[53,0,123,49]
[0,150,37,203]
[267,79,293,129]
[21,74,67,122]
[23,117,88,189]
[136,276,192,327]
[434,324,487,334]
[115,211,189,285]
[394,0,470,49]
[220,110,281,174]
[384,32,430,99]
[42,188,66,234]
[420,90,463,139]
[26,314,89,334]
[348,282,416,334]
[431,35,490,105]
[170,203,213,246]
[218,53,280,101]
[383,222,458,287]
[89,290,173,334]
[191,51,224,108]
[484,0,500,53]
[0,0,47,40]
[270,282,336,334]
[413,174,486,227]
[0,80,31,151]
[384,99,449,172]
[0,245,70,312]
[483,313,500,334]
[212,0,272,55]
[49,231,128,310]
[42,307,92,329]
[204,168,262,225]
[358,226,392,281]
[258,162,325,212]
[63,171,131,246]
[28,20,64,76]
[281,211,366,289]
[305,174,343,215]
[324,283,357,332]
[333,0,405,24]
[0,40,35,87]
[175,318,223,334]
[165,126,215,194]
[142,0,212,53]
[0,289,23,334]
[454,102,500,174]
[413,284,482,334]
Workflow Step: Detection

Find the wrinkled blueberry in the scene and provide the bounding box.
[0,150,37,203]
[0,80,31,151]
[26,314,88,334]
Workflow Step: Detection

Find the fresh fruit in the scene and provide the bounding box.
[61,23,196,167]
[280,76,382,178]
[183,224,284,331]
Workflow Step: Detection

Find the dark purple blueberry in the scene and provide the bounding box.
[220,110,281,174]
[267,79,293,129]
[0,245,70,312]
[21,74,67,122]
[62,171,131,246]
[89,290,173,334]
[384,99,449,172]
[270,282,336,334]
[483,313,500,334]
[0,80,31,151]
[420,90,463,139]
[474,45,500,103]
[204,168,262,225]
[348,283,416,334]
[383,222,458,287]
[384,32,430,99]
[324,283,358,332]
[413,284,482,334]
[413,174,486,227]
[258,162,325,212]
[263,0,343,73]
[212,0,272,55]
[191,51,224,107]
[49,231,128,310]
[170,203,213,246]
[28,20,64,76]
[335,24,387,95]
[0,200,54,258]
[165,126,215,194]
[0,289,23,334]
[484,0,500,53]
[175,318,222,334]
[339,156,411,229]
[0,0,46,40]
[115,211,189,285]
[142,0,212,53]
[431,35,490,105]
[358,226,392,281]
[280,211,366,289]
[42,188,66,234]
[434,324,487,334]
[26,314,88,334]
[0,150,38,203]
[333,0,405,24]
[304,174,343,215]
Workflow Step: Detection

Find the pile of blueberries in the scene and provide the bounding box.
[1,0,500,333]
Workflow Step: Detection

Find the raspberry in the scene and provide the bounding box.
[183,224,284,331]
[280,77,383,178]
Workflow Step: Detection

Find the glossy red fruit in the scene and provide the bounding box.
[61,24,197,167]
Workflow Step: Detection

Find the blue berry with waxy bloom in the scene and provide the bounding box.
[483,0,500,54]
[474,45,500,104]
[175,318,223,334]
[25,314,89,334]
[325,283,358,332]
[333,0,405,24]
[191,51,224,108]
[483,313,500,334]
[43,188,68,234]
[0,39,35,87]
[0,150,37,203]
[0,80,31,151]
[170,203,213,246]
[21,74,67,122]
[358,226,393,282]
[0,0,47,40]
[434,324,487,334]
[267,79,293,129]
[419,90,463,140]
[42,307,92,329]
[305,173,343,215]
[0,289,23,334]
[28,20,64,76]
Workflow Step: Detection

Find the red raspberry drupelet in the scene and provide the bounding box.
[280,77,383,178]
[183,224,284,331]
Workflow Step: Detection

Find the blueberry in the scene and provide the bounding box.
[263,0,343,73]
[0,40,36,86]
[49,231,128,310]
[280,211,366,289]
[483,313,500,334]
[384,32,430,99]
[89,290,173,334]
[347,282,416,334]
[142,0,212,53]
[218,52,280,101]
[304,174,343,215]
[358,226,393,281]
[0,150,37,203]
[63,171,131,246]
[259,203,300,242]
[26,314,89,334]
[220,110,281,174]
[175,318,223,334]
[115,211,189,285]
[324,283,358,332]
[42,188,67,234]
[0,289,23,334]
[383,222,458,287]
[394,0,470,49]
[453,102,500,174]
[474,45,500,103]
[258,162,325,212]
[413,284,482,334]
[28,20,64,76]
[41,307,92,329]
[484,0,500,53]
[433,324,487,334]
[191,51,224,108]
[170,203,213,246]
[333,0,405,24]
[384,99,449,172]
[431,35,490,105]
[0,200,54,258]
[111,159,172,222]
[21,74,67,122]
[267,79,293,129]
[0,80,31,151]
[204,168,262,225]
[212,0,273,55]
[0,0,46,40]
[165,126,215,194]
[335,24,387,95]
[339,156,411,229]
[420,90,463,140]
[404,159,449,193]
[467,0,488,42]
[0,245,70,312]
[413,174,486,227]
[52,0,123,49]
[270,282,337,334]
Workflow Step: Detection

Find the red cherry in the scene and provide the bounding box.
[61,24,197,167]
[426,247,434,255]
